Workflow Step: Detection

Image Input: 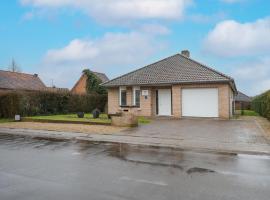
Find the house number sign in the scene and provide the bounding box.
[142,90,149,96]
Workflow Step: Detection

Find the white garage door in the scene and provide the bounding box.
[182,88,218,117]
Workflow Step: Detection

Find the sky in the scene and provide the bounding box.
[0,0,269,96]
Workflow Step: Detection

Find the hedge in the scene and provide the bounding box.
[251,90,270,120]
[0,91,107,118]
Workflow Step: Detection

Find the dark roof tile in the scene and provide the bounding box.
[92,71,109,83]
[235,91,251,102]
[0,70,46,91]
[102,54,236,91]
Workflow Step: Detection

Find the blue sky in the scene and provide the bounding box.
[0,0,270,95]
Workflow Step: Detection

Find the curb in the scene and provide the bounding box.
[1,128,270,156]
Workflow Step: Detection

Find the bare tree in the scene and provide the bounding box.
[8,58,21,72]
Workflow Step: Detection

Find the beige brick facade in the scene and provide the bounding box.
[108,88,119,114]
[108,83,233,119]
[172,85,181,117]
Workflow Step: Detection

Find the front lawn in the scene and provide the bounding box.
[138,116,151,124]
[0,118,13,123]
[24,114,151,125]
[236,110,259,116]
[24,113,111,124]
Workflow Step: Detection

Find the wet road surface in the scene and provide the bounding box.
[0,134,270,200]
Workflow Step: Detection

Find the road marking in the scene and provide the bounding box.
[119,176,168,186]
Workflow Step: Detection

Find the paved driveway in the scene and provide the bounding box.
[121,118,270,154]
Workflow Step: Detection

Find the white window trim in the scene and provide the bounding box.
[133,86,140,106]
[119,86,126,106]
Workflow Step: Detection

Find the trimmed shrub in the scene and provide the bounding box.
[0,91,107,118]
[251,90,270,120]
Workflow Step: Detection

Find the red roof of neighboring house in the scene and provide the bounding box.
[0,70,46,91]
[71,70,109,94]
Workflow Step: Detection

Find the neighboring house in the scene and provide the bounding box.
[71,71,109,95]
[45,86,69,93]
[0,70,46,94]
[235,91,252,110]
[102,50,237,119]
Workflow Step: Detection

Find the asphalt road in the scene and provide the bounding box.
[0,133,270,200]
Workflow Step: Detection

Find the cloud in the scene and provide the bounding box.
[39,31,166,88]
[203,17,270,57]
[45,39,99,65]
[232,57,270,95]
[138,24,171,35]
[21,0,192,24]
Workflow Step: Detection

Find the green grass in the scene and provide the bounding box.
[236,110,259,116]
[138,116,151,124]
[25,113,111,124]
[0,118,14,123]
[24,114,151,125]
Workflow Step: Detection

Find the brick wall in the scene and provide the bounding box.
[108,83,233,119]
[172,85,181,117]
[71,75,87,95]
[108,88,119,114]
[139,87,152,116]
[107,87,153,116]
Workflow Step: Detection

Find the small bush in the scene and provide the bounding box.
[251,90,270,120]
[0,91,107,118]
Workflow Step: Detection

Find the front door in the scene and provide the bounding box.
[158,89,171,116]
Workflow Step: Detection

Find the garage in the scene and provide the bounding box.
[182,88,219,117]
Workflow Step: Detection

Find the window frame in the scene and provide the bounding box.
[119,86,127,106]
[133,86,140,107]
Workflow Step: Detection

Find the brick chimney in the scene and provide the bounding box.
[181,50,190,58]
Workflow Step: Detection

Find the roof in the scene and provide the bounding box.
[92,71,109,83]
[0,70,46,91]
[45,87,69,93]
[235,91,252,102]
[71,70,109,93]
[102,53,236,92]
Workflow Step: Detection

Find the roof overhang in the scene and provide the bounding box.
[103,80,237,93]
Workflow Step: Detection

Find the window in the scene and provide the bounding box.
[133,86,140,107]
[119,87,127,106]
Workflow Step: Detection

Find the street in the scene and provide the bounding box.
[0,133,270,200]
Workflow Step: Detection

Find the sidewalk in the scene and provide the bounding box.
[1,127,270,155]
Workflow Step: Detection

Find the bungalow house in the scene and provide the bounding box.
[235,91,252,110]
[0,70,46,94]
[71,71,109,95]
[102,51,237,119]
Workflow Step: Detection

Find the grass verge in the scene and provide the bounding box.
[0,118,14,123]
[24,114,111,124]
[24,114,151,125]
[236,110,259,116]
[1,114,151,126]
[138,116,151,124]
